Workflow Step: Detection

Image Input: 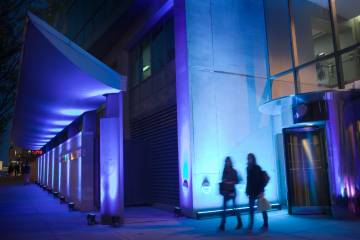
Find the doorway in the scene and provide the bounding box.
[283,126,331,215]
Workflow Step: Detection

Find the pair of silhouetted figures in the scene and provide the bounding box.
[219,153,270,233]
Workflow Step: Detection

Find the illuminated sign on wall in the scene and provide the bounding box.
[32,150,43,155]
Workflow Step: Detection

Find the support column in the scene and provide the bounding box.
[100,92,124,224]
[174,0,194,217]
[80,111,96,211]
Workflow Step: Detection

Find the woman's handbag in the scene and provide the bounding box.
[219,182,234,196]
[257,196,271,212]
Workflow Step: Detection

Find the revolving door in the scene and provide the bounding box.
[283,126,331,214]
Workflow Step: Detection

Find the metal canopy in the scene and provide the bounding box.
[12,12,126,150]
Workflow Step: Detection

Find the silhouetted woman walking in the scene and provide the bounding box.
[219,156,243,231]
[246,153,269,232]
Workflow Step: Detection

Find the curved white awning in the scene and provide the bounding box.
[12,12,127,150]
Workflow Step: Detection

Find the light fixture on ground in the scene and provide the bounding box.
[87,213,96,225]
[111,216,121,227]
[174,206,182,217]
[52,191,59,198]
[59,195,66,204]
[68,202,75,211]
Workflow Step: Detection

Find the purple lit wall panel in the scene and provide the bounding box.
[100,117,124,222]
[42,155,46,185]
[37,158,40,181]
[51,149,55,189]
[47,152,51,187]
[44,155,47,185]
[325,92,360,217]
[80,132,95,211]
[41,156,44,184]
[53,147,59,192]
[44,154,47,185]
[174,0,193,216]
[326,95,342,200]
[37,157,39,183]
[37,157,40,183]
[60,143,67,198]
[40,132,94,211]
[48,151,52,188]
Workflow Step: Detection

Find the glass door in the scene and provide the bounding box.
[283,126,331,214]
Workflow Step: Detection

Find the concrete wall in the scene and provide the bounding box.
[175,0,279,215]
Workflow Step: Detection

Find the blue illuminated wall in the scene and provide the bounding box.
[99,93,124,223]
[174,0,278,215]
[36,131,94,211]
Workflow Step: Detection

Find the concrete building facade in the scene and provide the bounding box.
[12,0,360,221]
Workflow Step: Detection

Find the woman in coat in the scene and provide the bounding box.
[246,153,268,232]
[219,156,243,231]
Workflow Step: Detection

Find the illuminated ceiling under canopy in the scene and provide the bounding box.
[12,12,126,150]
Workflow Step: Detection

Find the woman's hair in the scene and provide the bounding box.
[225,156,233,167]
[247,153,257,165]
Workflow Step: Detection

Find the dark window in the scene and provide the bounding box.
[129,17,175,88]
[142,37,152,80]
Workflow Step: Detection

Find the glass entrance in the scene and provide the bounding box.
[283,126,331,214]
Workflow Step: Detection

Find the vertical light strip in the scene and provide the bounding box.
[40,156,42,184]
[42,155,45,184]
[77,134,82,202]
[47,152,50,186]
[37,157,39,182]
[45,153,47,185]
[52,149,55,188]
[67,154,70,198]
[58,158,62,193]
[78,156,82,202]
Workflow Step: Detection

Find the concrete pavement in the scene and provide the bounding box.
[0,180,360,240]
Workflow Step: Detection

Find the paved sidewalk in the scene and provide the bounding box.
[0,181,360,240]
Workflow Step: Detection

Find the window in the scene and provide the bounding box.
[264,0,293,75]
[264,0,360,99]
[341,47,360,86]
[334,0,360,49]
[291,0,334,65]
[129,17,175,88]
[272,73,295,99]
[298,58,338,93]
[142,38,152,80]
